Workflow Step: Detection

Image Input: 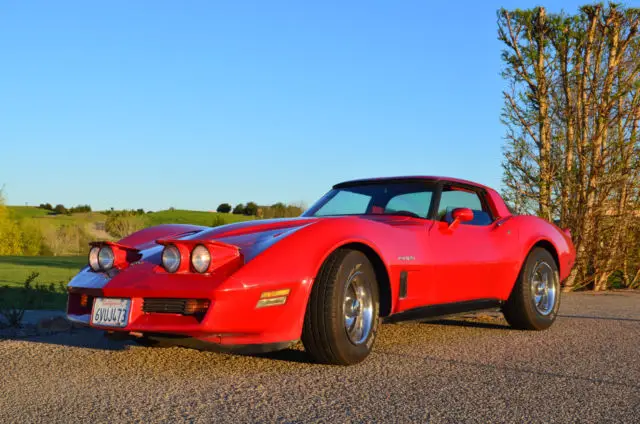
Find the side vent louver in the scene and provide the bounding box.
[399,271,408,299]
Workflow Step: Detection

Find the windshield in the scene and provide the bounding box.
[303,182,435,219]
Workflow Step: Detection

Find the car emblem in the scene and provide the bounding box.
[397,256,415,261]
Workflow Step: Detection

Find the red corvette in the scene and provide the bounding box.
[67,176,575,365]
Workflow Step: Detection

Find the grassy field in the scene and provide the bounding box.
[7,206,52,219]
[0,256,86,311]
[1,207,254,312]
[0,256,85,288]
[8,206,253,230]
[146,209,253,226]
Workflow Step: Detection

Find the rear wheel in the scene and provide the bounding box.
[502,247,560,330]
[302,249,379,365]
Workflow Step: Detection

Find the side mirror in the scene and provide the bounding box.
[452,208,474,222]
[449,208,473,229]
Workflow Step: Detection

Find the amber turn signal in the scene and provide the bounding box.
[184,299,210,315]
[256,289,290,308]
[260,289,290,299]
[80,294,89,308]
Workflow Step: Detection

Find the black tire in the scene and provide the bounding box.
[302,249,380,365]
[503,247,561,330]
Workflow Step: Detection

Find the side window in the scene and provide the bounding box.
[438,187,493,226]
[385,191,432,218]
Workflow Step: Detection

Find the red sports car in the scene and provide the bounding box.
[67,176,575,365]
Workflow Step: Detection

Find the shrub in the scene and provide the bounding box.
[216,203,232,213]
[69,204,92,214]
[0,191,23,255]
[0,272,38,328]
[260,202,305,219]
[105,212,148,239]
[211,215,226,227]
[19,221,44,255]
[42,224,82,256]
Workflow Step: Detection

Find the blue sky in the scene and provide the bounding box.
[0,0,591,211]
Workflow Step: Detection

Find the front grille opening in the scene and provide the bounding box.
[142,298,210,320]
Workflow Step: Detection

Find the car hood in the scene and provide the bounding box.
[178,217,320,262]
[136,214,421,265]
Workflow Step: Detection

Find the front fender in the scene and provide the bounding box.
[227,217,415,339]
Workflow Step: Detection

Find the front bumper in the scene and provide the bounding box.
[67,263,312,346]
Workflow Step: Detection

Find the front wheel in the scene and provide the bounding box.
[502,247,561,330]
[302,249,379,365]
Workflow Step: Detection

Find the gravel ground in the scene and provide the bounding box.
[1,292,638,423]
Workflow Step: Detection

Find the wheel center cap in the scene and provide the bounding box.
[351,299,361,315]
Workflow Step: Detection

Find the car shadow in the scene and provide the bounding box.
[2,327,318,363]
[425,318,511,330]
[558,314,640,322]
[3,317,513,359]
[377,350,640,389]
[1,327,131,351]
[255,347,315,364]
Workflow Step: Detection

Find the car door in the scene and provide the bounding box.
[426,183,515,304]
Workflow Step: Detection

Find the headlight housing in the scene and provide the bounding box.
[191,245,211,273]
[88,246,101,271]
[162,244,181,273]
[97,246,115,270]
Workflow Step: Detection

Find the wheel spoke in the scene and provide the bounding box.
[343,270,373,345]
[530,261,557,316]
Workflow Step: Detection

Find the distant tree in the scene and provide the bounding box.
[53,204,67,215]
[38,203,53,210]
[232,204,245,215]
[69,204,92,214]
[135,208,145,215]
[244,202,258,216]
[216,203,232,213]
[271,202,286,217]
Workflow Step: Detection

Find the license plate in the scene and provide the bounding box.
[91,298,131,328]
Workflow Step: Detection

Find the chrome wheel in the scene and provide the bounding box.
[343,270,374,345]
[530,261,558,316]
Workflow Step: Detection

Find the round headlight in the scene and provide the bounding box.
[191,245,211,273]
[162,244,181,273]
[88,246,101,271]
[97,246,115,270]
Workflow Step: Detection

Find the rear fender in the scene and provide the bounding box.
[513,216,575,283]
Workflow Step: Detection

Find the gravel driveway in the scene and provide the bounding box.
[1,292,638,423]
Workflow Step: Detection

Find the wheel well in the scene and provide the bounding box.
[532,239,560,273]
[334,242,392,317]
